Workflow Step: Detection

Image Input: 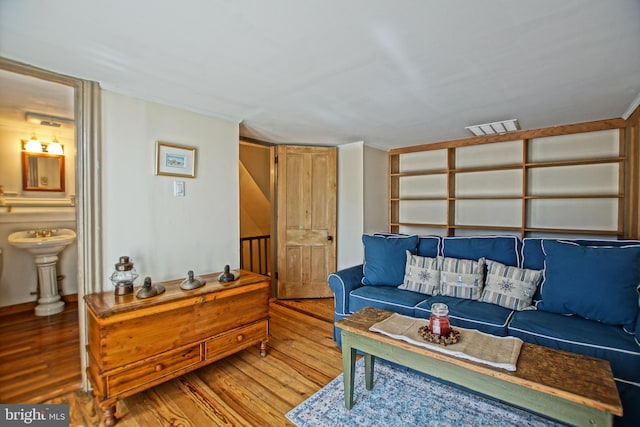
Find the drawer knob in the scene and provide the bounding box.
[236,334,244,342]
[155,363,164,372]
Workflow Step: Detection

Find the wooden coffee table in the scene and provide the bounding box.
[335,307,622,427]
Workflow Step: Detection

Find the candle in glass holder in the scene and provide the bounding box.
[429,303,450,337]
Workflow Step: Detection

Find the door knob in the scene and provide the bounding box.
[327,235,333,241]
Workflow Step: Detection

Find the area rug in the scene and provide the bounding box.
[285,359,566,427]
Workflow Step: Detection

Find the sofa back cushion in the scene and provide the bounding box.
[522,238,640,270]
[362,234,419,286]
[522,238,640,302]
[537,240,640,332]
[442,236,520,267]
[417,236,440,257]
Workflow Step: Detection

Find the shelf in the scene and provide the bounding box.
[524,194,622,200]
[391,197,448,201]
[450,195,522,200]
[391,222,447,228]
[523,227,623,236]
[449,164,523,173]
[451,224,522,232]
[394,196,523,200]
[390,169,448,177]
[525,157,623,169]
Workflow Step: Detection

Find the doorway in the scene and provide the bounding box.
[0,57,101,392]
[239,139,273,278]
[239,139,337,299]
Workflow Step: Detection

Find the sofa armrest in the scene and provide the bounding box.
[636,286,640,339]
[328,264,364,316]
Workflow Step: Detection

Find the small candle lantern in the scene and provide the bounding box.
[110,256,139,295]
[429,303,450,337]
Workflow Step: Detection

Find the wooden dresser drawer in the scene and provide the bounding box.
[206,320,268,361]
[107,345,201,396]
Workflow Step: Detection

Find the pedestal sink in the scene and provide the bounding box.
[8,228,76,316]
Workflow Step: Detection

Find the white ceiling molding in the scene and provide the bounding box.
[623,92,640,120]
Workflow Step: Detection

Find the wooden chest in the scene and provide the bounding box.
[84,270,270,426]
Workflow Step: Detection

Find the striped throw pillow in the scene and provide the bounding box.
[481,259,542,310]
[440,257,485,300]
[398,251,440,295]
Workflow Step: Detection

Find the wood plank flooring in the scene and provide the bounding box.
[1,297,342,426]
[0,303,82,404]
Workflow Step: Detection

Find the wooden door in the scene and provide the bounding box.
[276,145,336,298]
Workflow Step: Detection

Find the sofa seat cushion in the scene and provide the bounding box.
[414,295,514,336]
[616,381,640,427]
[509,309,640,384]
[349,285,428,316]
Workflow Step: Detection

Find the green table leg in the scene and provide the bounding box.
[364,353,374,390]
[342,331,357,409]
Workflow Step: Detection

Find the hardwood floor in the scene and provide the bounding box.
[1,297,341,426]
[0,302,82,404]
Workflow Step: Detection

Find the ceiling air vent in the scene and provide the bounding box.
[465,119,519,137]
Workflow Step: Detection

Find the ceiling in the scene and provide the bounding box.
[1,0,639,151]
[0,69,75,140]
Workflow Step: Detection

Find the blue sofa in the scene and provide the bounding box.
[328,234,640,427]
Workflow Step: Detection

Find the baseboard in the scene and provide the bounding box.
[0,293,78,317]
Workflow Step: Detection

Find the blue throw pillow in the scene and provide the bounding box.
[362,234,419,286]
[538,240,640,332]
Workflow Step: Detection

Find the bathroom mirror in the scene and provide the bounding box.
[22,152,65,192]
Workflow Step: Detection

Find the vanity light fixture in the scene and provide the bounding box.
[22,137,64,154]
[24,135,43,153]
[465,119,520,137]
[47,137,64,155]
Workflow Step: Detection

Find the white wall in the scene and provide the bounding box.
[0,125,78,307]
[336,142,389,271]
[363,145,388,233]
[101,91,239,289]
[337,142,364,270]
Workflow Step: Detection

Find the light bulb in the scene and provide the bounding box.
[48,138,63,155]
[25,135,43,153]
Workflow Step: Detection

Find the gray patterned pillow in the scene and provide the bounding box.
[398,251,440,295]
[481,259,542,310]
[440,257,485,300]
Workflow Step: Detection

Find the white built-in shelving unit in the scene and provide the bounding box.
[389,120,627,239]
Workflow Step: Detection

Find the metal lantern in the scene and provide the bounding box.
[110,256,139,295]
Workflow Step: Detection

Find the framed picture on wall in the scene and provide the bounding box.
[155,141,196,178]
